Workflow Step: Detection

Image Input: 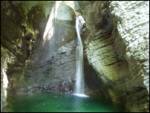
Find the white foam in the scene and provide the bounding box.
[73,93,89,98]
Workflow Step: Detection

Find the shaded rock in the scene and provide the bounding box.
[82,1,149,112]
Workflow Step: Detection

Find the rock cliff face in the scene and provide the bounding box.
[111,2,149,111]
[18,2,78,94]
[81,1,149,112]
[23,39,76,94]
[1,1,149,112]
[111,1,149,93]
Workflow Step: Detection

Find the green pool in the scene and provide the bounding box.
[5,93,121,112]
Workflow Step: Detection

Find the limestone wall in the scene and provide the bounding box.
[83,1,149,112]
[23,40,76,94]
[112,1,149,93]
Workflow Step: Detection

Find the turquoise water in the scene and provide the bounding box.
[6,93,121,112]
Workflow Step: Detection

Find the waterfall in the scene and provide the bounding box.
[74,16,88,97]
[1,68,9,111]
[42,1,88,97]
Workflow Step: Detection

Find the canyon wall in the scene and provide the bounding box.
[1,1,149,112]
[82,1,149,112]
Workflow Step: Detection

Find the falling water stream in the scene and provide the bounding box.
[74,16,88,97]
[1,62,9,112]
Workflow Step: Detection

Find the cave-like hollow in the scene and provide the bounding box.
[1,1,149,112]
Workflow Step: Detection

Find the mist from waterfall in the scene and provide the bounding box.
[42,1,88,97]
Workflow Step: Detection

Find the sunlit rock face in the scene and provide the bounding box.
[81,1,149,112]
[23,40,76,94]
[1,48,13,111]
[55,1,80,21]
[111,1,149,112]
[111,1,149,93]
[33,1,80,64]
[19,2,80,94]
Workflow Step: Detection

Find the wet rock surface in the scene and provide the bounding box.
[1,1,149,112]
[81,1,149,112]
[22,40,76,94]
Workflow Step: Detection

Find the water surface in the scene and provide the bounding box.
[6,93,120,112]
